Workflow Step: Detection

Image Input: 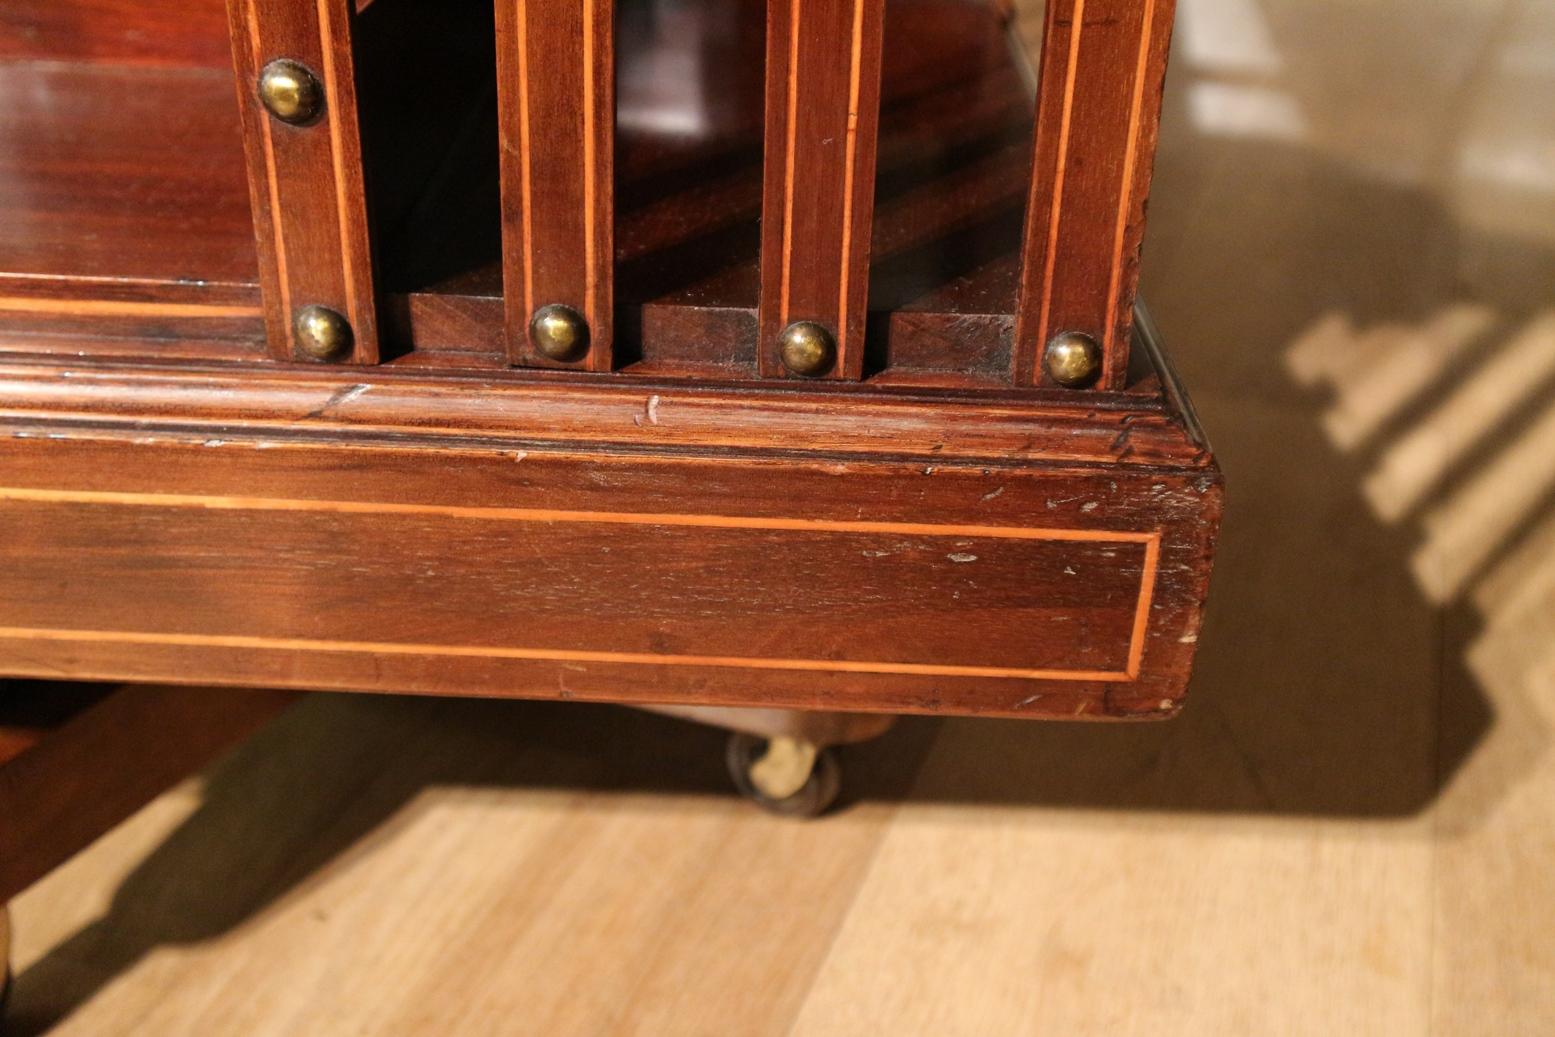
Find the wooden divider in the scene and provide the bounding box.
[227,0,380,364]
[1012,0,1177,389]
[757,0,885,380]
[496,0,616,371]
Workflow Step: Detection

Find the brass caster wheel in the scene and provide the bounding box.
[725,733,841,818]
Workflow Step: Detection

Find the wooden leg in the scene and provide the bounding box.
[636,704,896,817]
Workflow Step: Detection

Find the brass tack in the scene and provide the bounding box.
[529,304,590,362]
[1043,331,1103,389]
[293,304,352,361]
[258,58,323,125]
[778,321,836,377]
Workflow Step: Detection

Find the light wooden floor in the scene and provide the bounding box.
[10,0,1555,1032]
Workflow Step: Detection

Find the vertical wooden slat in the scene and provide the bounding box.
[757,0,885,380]
[1012,0,1176,388]
[226,0,380,364]
[496,0,615,371]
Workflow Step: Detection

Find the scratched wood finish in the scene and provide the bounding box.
[0,341,1192,468]
[0,0,1217,726]
[1013,0,1177,388]
[756,0,885,380]
[226,0,380,363]
[0,682,296,903]
[0,499,1153,676]
[495,0,615,371]
[0,445,1214,720]
[0,317,1220,720]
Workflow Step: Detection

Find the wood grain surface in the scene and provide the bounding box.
[0,63,262,350]
[0,0,231,68]
[0,385,1218,717]
[1014,0,1177,388]
[756,0,885,379]
[495,0,616,370]
[225,0,380,363]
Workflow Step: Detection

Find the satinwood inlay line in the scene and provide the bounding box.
[0,486,1163,681]
[1104,0,1158,357]
[1036,0,1087,346]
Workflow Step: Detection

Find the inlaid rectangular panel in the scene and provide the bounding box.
[1013,0,1177,389]
[0,422,1218,720]
[226,0,380,363]
[757,0,885,380]
[0,490,1156,681]
[495,0,615,370]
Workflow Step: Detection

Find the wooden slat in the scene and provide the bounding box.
[1012,0,1176,388]
[757,0,885,380]
[0,682,296,902]
[496,0,615,371]
[226,0,380,364]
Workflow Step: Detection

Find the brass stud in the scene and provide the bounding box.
[293,305,352,361]
[778,321,836,377]
[529,303,589,362]
[258,59,323,125]
[1043,331,1103,389]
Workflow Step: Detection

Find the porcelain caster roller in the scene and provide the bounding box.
[725,733,842,818]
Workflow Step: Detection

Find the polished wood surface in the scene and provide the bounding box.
[226,0,381,364]
[496,0,616,370]
[0,0,1218,841]
[1014,0,1177,388]
[0,62,261,350]
[757,0,885,379]
[0,0,231,69]
[0,0,1141,391]
[392,0,1038,383]
[0,318,1219,719]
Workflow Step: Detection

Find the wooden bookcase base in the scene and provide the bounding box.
[0,316,1219,722]
[0,0,1219,989]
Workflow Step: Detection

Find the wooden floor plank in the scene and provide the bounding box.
[8,698,932,1036]
[1430,511,1555,1034]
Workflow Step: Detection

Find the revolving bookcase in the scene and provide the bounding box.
[0,0,1221,982]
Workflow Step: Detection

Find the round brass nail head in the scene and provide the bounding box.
[529,304,590,362]
[778,321,836,377]
[1043,331,1103,389]
[258,59,323,125]
[293,305,352,361]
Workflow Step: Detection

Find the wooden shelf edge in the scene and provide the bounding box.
[0,338,1215,470]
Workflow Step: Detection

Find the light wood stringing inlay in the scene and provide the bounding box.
[0,486,1163,682]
